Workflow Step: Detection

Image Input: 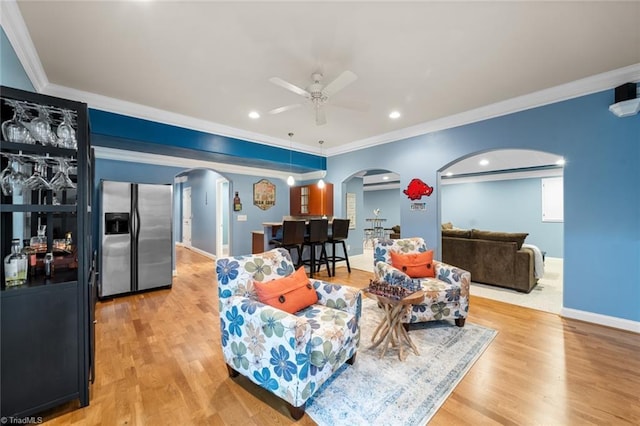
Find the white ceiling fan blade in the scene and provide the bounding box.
[268,104,302,115]
[269,77,310,98]
[316,106,327,126]
[322,70,358,98]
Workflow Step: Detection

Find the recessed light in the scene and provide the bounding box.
[556,158,566,166]
[389,111,401,119]
[446,172,453,177]
[479,159,489,166]
[248,111,260,119]
[382,176,389,181]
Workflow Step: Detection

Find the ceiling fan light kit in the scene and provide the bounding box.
[269,70,358,126]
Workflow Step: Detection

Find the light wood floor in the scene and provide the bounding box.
[43,246,640,425]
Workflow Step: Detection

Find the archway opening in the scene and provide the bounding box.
[439,149,564,314]
[342,168,401,271]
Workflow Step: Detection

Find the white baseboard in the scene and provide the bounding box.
[172,269,177,277]
[176,243,216,260]
[561,308,640,333]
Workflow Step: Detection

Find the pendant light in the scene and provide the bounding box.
[287,132,295,186]
[317,140,326,189]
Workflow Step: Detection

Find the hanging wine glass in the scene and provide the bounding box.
[1,100,34,144]
[56,109,77,149]
[6,155,27,196]
[28,105,57,146]
[25,157,51,190]
[50,158,76,191]
[0,155,13,196]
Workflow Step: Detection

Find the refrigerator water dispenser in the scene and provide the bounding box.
[104,213,130,235]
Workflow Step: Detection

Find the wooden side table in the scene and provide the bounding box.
[364,290,425,361]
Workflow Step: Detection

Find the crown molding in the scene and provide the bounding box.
[328,63,640,156]
[0,0,48,92]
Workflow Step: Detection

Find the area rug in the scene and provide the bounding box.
[306,298,497,426]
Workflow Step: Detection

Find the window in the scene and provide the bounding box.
[541,177,563,222]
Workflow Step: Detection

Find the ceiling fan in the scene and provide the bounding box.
[268,70,358,125]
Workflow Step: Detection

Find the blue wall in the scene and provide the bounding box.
[181,169,223,255]
[442,177,563,257]
[0,27,34,91]
[328,90,639,323]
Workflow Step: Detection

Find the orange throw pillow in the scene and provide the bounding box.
[390,250,435,278]
[253,267,318,314]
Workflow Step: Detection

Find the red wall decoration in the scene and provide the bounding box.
[403,178,433,200]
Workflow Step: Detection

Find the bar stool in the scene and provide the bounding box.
[326,218,351,276]
[269,220,306,266]
[300,219,331,277]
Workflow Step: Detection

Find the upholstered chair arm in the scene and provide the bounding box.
[434,260,471,296]
[373,261,414,287]
[311,279,362,318]
[220,295,312,353]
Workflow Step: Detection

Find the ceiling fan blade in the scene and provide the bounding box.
[322,70,358,98]
[316,106,327,126]
[269,77,310,98]
[268,104,302,115]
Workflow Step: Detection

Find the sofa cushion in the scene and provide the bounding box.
[390,250,435,278]
[471,229,528,249]
[442,228,472,238]
[254,267,318,314]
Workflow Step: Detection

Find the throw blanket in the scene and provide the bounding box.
[522,243,545,279]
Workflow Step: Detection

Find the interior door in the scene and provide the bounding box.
[182,186,192,247]
[216,178,229,256]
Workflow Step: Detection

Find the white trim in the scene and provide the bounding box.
[328,63,640,156]
[181,244,216,261]
[561,308,640,334]
[0,0,48,92]
[172,269,177,277]
[363,183,400,191]
[441,168,563,185]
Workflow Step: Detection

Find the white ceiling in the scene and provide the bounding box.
[4,1,640,159]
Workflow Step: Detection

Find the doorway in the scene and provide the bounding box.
[182,186,192,247]
[341,169,401,271]
[216,178,229,256]
[439,149,564,314]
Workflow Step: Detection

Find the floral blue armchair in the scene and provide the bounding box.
[216,248,361,419]
[373,237,470,327]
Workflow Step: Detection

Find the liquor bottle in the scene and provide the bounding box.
[233,192,242,212]
[4,238,28,286]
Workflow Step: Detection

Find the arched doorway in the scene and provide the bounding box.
[342,168,401,271]
[439,149,564,313]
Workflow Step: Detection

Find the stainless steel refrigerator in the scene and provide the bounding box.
[99,180,173,297]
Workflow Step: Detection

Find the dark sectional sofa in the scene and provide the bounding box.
[441,228,537,293]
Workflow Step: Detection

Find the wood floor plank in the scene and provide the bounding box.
[40,247,640,425]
